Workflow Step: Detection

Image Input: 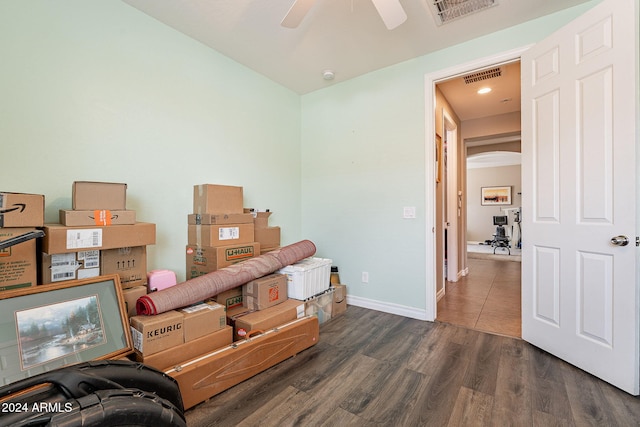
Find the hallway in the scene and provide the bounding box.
[437,257,521,338]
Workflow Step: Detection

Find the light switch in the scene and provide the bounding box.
[403,207,416,219]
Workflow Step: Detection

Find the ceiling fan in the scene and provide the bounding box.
[281,0,408,30]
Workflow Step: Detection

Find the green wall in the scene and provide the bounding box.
[0,1,302,281]
[300,2,600,317]
[0,0,601,314]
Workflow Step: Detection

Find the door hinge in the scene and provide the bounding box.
[636,236,639,247]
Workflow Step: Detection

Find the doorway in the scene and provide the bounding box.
[431,59,523,338]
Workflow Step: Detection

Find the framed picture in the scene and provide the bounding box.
[0,274,132,385]
[481,186,512,205]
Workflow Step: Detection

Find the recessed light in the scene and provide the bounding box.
[477,87,492,94]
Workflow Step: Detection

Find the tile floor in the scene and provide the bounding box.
[437,255,522,338]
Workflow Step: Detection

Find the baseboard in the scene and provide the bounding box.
[436,286,446,302]
[346,295,430,321]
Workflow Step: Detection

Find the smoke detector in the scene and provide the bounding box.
[428,0,498,25]
[322,70,335,81]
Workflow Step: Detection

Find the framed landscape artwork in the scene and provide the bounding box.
[481,186,512,206]
[0,275,132,385]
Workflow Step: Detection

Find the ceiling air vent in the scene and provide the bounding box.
[429,0,498,25]
[463,67,502,84]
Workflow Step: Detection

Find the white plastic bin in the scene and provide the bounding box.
[277,257,332,300]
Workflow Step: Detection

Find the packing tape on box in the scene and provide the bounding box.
[136,239,316,316]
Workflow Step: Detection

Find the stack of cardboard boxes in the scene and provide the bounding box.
[185,184,259,278]
[129,300,233,370]
[40,182,156,317]
[133,184,261,369]
[0,192,44,291]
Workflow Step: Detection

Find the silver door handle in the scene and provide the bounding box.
[610,235,629,246]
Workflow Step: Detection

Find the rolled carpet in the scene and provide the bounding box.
[136,239,316,316]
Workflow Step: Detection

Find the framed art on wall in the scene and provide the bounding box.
[481,186,512,205]
[0,274,132,385]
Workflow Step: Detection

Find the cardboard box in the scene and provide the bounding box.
[60,209,136,226]
[188,213,253,225]
[332,284,347,317]
[72,181,127,210]
[101,246,147,289]
[122,286,147,317]
[130,310,184,356]
[42,222,156,254]
[254,226,280,249]
[214,286,243,310]
[244,209,272,228]
[0,193,44,228]
[179,302,227,342]
[278,257,332,300]
[260,246,280,255]
[193,184,243,214]
[0,228,37,291]
[243,273,288,311]
[41,250,101,284]
[187,223,254,247]
[233,298,305,341]
[225,304,254,325]
[305,288,334,325]
[186,242,259,278]
[135,326,233,370]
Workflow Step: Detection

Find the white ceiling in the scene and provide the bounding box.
[122,0,592,96]
[436,61,521,122]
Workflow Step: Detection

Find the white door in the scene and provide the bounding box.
[521,0,638,394]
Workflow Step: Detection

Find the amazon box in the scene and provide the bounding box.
[0,193,44,228]
[0,228,37,291]
[186,242,259,278]
[42,222,155,254]
[243,273,287,311]
[193,184,243,214]
[187,223,254,247]
[332,284,347,317]
[60,209,136,226]
[130,310,184,356]
[72,181,127,210]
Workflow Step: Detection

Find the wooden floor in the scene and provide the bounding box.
[437,257,521,338]
[184,305,640,426]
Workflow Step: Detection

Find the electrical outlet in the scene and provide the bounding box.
[362,272,369,283]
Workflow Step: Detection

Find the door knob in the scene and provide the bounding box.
[610,235,629,246]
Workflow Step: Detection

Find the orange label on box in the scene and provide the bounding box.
[268,287,279,302]
[93,210,112,226]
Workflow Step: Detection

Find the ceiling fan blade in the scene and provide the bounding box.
[370,0,407,30]
[281,0,318,28]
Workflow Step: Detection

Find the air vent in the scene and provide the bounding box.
[463,67,502,84]
[429,0,498,25]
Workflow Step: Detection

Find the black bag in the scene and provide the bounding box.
[0,360,184,427]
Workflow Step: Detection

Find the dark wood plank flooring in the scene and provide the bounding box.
[184,305,640,426]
